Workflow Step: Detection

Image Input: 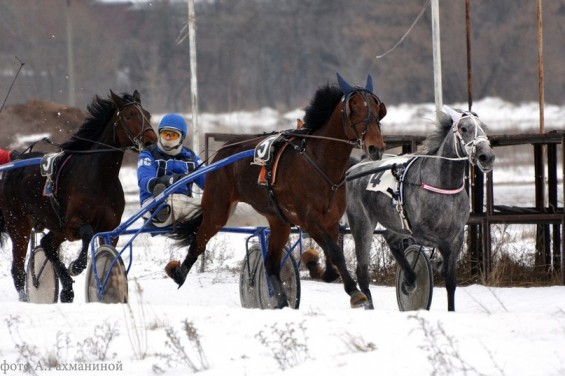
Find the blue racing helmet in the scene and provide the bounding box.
[158,113,187,140]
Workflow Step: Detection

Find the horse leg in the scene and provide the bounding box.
[349,215,375,309]
[4,214,32,301]
[309,229,367,308]
[301,248,339,281]
[40,232,75,303]
[10,234,31,302]
[165,213,211,287]
[439,235,463,312]
[385,232,417,288]
[263,223,291,308]
[68,224,94,276]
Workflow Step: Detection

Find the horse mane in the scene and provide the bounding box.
[418,112,452,155]
[419,109,488,155]
[303,84,343,131]
[61,92,136,151]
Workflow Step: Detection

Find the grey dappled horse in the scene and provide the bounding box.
[346,106,495,311]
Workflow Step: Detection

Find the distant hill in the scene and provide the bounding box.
[0,100,85,151]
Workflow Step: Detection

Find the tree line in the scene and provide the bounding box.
[0,0,562,114]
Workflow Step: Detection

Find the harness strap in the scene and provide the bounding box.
[421,182,465,194]
[295,143,345,214]
[45,154,74,228]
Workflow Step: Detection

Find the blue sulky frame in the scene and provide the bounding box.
[0,157,43,173]
[88,149,303,301]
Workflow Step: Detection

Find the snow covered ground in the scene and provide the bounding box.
[0,100,563,375]
[1,252,565,376]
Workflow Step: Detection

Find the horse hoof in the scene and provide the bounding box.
[173,268,187,288]
[68,260,85,277]
[301,248,319,264]
[165,260,180,279]
[18,291,29,303]
[350,291,368,308]
[165,261,187,288]
[60,289,74,303]
[401,280,417,295]
[300,249,325,279]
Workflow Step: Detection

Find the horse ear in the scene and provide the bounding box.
[110,90,123,108]
[365,74,374,93]
[133,90,141,103]
[336,73,353,96]
[442,105,462,124]
[378,102,387,120]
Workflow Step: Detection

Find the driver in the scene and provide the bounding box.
[137,113,205,226]
[137,113,267,228]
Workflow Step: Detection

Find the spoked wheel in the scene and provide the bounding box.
[85,245,128,303]
[239,244,263,308]
[239,244,300,309]
[396,245,433,311]
[26,246,59,304]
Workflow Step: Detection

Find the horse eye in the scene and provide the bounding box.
[460,126,468,133]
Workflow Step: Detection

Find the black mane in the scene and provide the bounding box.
[303,84,343,132]
[61,96,113,151]
[61,92,137,151]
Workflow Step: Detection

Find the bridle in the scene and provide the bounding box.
[113,101,154,151]
[341,88,383,150]
[451,111,490,167]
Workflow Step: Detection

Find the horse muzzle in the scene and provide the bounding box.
[141,129,158,149]
[365,144,385,161]
[475,150,495,173]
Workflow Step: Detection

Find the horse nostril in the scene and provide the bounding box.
[479,154,495,164]
[367,146,384,161]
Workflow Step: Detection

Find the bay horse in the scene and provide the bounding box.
[345,107,495,311]
[0,90,157,302]
[167,73,386,308]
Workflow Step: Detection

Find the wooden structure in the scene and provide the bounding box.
[205,131,564,284]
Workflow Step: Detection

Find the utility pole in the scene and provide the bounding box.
[65,0,75,106]
[188,0,199,154]
[431,0,442,118]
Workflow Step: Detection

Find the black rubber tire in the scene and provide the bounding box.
[85,245,128,303]
[396,245,433,311]
[25,246,59,304]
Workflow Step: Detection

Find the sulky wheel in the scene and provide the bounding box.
[396,244,433,311]
[85,245,128,304]
[26,246,59,304]
[239,244,264,308]
[257,246,300,309]
[239,244,300,309]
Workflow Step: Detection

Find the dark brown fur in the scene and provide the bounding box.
[170,82,387,308]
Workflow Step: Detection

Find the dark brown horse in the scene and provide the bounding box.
[167,74,387,308]
[0,90,157,302]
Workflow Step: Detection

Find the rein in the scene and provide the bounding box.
[341,89,383,150]
[61,101,151,155]
[113,102,153,151]
[451,112,490,165]
[284,135,351,214]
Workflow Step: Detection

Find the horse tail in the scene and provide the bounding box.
[0,210,7,247]
[300,248,340,282]
[168,211,204,247]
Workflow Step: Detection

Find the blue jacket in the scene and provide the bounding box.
[137,144,206,204]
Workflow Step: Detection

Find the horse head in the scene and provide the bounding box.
[444,105,495,173]
[110,90,157,151]
[337,73,386,160]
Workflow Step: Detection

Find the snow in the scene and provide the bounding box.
[1,99,564,375]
